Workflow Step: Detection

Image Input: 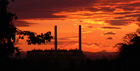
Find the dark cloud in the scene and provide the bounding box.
[122,7,135,11]
[87,26,93,28]
[115,4,135,11]
[58,41,78,48]
[82,13,94,16]
[85,7,99,12]
[85,7,115,12]
[84,0,136,12]
[106,20,132,26]
[83,43,94,46]
[103,32,116,35]
[13,21,34,27]
[58,38,69,41]
[93,43,101,46]
[100,7,115,12]
[9,0,97,19]
[13,11,66,19]
[114,12,133,15]
[122,13,140,25]
[103,45,110,47]
[101,26,121,29]
[58,36,78,40]
[96,0,133,3]
[127,2,140,7]
[107,37,113,40]
[83,42,101,46]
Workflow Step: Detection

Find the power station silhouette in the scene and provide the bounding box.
[27,25,86,60]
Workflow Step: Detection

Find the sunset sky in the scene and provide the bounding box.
[8,0,140,52]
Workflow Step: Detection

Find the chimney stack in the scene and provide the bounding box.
[55,26,57,50]
[79,25,81,51]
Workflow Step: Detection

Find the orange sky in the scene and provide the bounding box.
[9,0,140,52]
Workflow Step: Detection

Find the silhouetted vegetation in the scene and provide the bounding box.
[0,0,18,60]
[0,0,53,60]
[115,28,140,63]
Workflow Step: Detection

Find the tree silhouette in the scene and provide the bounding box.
[0,0,53,60]
[115,28,140,62]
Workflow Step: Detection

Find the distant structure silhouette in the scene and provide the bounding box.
[79,25,81,51]
[55,26,57,50]
[27,25,86,61]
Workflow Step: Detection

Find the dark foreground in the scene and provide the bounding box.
[1,58,139,71]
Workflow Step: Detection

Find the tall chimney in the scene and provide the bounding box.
[79,25,81,51]
[55,26,57,50]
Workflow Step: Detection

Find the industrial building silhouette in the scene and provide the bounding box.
[27,25,86,60]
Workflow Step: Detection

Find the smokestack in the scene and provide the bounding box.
[55,26,57,50]
[79,25,81,51]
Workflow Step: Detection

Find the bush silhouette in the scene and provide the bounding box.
[116,28,140,63]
